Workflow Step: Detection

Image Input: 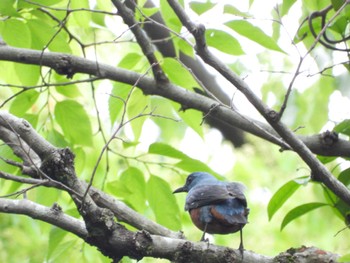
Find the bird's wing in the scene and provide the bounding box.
[185,184,246,210]
[226,182,248,207]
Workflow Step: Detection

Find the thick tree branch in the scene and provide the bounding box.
[0,124,40,176]
[0,111,181,239]
[0,198,275,262]
[0,111,55,160]
[111,0,168,82]
[0,198,88,238]
[0,46,349,159]
[0,188,340,262]
[166,0,350,205]
[0,167,180,239]
[128,0,245,147]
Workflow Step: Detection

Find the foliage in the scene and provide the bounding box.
[0,0,350,262]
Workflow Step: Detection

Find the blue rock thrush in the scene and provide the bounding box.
[173,172,249,253]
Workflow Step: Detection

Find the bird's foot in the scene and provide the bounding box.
[238,243,244,260]
[200,235,210,249]
[200,236,209,242]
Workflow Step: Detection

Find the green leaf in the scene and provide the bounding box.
[332,168,350,220]
[334,198,350,220]
[223,5,252,17]
[107,167,146,212]
[147,175,181,230]
[331,0,346,10]
[70,0,91,29]
[23,113,39,128]
[338,168,350,187]
[175,159,217,175]
[0,19,31,48]
[338,253,350,262]
[329,15,348,35]
[46,129,70,148]
[148,142,188,159]
[177,38,194,57]
[160,0,183,33]
[55,85,81,98]
[281,203,328,230]
[205,29,244,56]
[73,147,86,175]
[293,15,322,47]
[9,90,40,116]
[334,119,350,136]
[47,227,68,260]
[162,58,198,89]
[19,0,61,5]
[127,88,150,141]
[14,64,40,86]
[109,83,132,125]
[26,19,71,52]
[302,0,330,11]
[0,145,21,173]
[294,78,334,133]
[140,6,159,17]
[118,52,147,72]
[190,1,216,15]
[174,104,203,137]
[0,0,18,16]
[268,177,309,220]
[225,20,285,53]
[47,240,77,262]
[54,100,93,146]
[317,155,337,164]
[148,142,219,177]
[280,0,297,17]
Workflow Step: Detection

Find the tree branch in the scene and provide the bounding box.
[0,167,181,239]
[0,198,88,238]
[0,111,181,241]
[0,46,349,158]
[0,186,340,262]
[0,197,275,262]
[166,0,350,206]
[111,0,168,82]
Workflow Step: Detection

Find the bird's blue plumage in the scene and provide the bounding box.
[173,172,249,251]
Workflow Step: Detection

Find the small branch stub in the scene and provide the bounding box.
[55,55,75,78]
[320,130,338,147]
[267,110,279,122]
[193,24,207,51]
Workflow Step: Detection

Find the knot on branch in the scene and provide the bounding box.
[84,207,125,259]
[50,202,62,214]
[310,170,322,182]
[174,241,194,262]
[155,69,169,84]
[276,246,339,262]
[223,248,236,261]
[40,147,75,183]
[319,130,338,147]
[85,207,117,235]
[54,55,75,78]
[134,230,152,253]
[267,109,279,122]
[193,24,207,50]
[201,103,220,125]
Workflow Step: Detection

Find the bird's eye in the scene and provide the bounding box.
[187,176,193,184]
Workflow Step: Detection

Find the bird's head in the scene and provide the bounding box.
[173,172,218,193]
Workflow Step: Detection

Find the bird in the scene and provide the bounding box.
[173,172,249,255]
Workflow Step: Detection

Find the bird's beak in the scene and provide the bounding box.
[173,186,186,194]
